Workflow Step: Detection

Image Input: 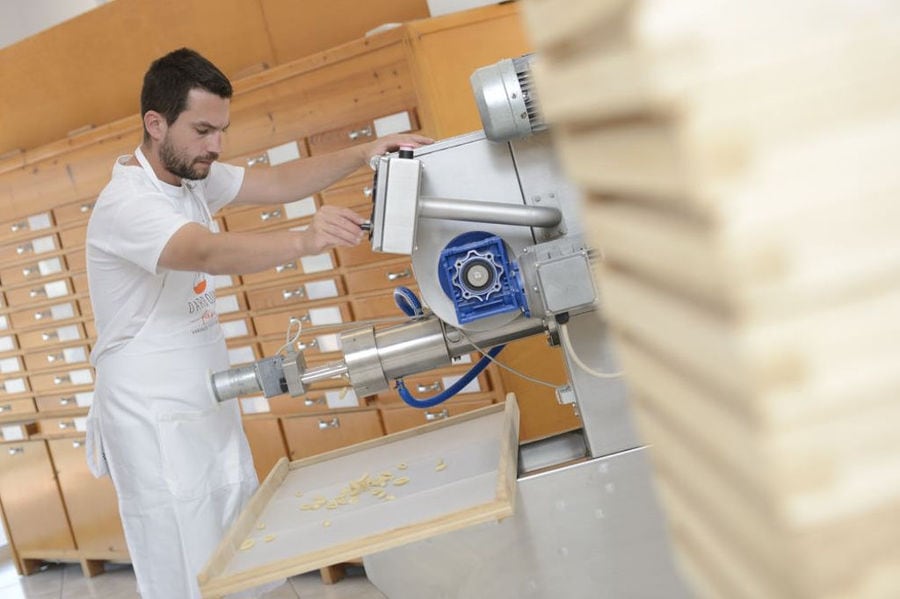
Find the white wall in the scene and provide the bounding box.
[0,0,109,50]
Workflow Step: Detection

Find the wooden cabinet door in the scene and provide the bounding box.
[281,409,383,460]
[241,417,288,483]
[380,398,494,434]
[0,439,76,552]
[46,437,128,556]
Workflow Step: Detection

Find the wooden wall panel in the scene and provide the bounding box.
[0,0,433,157]
[260,0,429,64]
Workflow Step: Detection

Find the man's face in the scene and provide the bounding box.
[160,88,230,181]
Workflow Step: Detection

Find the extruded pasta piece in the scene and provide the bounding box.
[240,539,255,551]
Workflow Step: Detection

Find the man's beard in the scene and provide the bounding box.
[160,137,217,181]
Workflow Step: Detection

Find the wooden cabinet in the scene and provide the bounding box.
[0,3,551,576]
[0,440,76,570]
[281,409,384,460]
[47,437,128,556]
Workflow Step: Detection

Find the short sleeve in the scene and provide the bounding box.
[92,183,191,275]
[203,161,245,214]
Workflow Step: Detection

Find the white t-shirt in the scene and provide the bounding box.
[86,156,244,364]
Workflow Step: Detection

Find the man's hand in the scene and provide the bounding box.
[360,133,434,166]
[305,204,367,254]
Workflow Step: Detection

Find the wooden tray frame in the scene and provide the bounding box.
[198,394,519,598]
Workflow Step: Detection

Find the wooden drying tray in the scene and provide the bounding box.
[198,395,520,598]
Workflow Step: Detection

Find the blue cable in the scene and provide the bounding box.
[393,286,424,318]
[396,344,505,409]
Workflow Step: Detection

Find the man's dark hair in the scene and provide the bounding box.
[140,48,232,140]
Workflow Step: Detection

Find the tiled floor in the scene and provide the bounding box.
[0,551,386,599]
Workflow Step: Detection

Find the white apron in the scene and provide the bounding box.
[85,149,264,598]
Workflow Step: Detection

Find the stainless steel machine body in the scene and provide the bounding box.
[208,57,689,598]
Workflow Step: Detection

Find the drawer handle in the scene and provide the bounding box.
[34,310,52,320]
[58,421,75,429]
[246,154,269,167]
[17,242,33,255]
[7,447,24,456]
[79,202,96,213]
[47,353,65,363]
[282,287,305,301]
[386,267,411,281]
[72,440,84,448]
[30,288,48,298]
[416,382,442,393]
[318,417,340,430]
[10,221,27,233]
[0,404,11,412]
[22,266,38,277]
[54,375,72,385]
[347,126,373,141]
[298,338,318,351]
[425,409,449,421]
[259,208,282,221]
[363,186,373,198]
[59,397,74,406]
[275,262,297,273]
[42,331,60,341]
[304,396,325,407]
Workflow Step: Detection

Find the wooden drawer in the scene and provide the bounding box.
[239,251,337,286]
[350,286,420,322]
[35,390,94,413]
[225,342,261,367]
[29,367,94,394]
[0,232,61,264]
[58,223,88,249]
[221,196,319,232]
[71,272,89,295]
[0,439,77,552]
[320,172,375,209]
[0,355,23,376]
[0,334,18,356]
[66,246,86,272]
[258,329,344,365]
[37,414,88,437]
[52,197,97,226]
[0,397,37,419]
[345,259,414,294]
[1,211,55,243]
[219,316,255,342]
[16,322,87,351]
[7,299,82,331]
[47,436,129,555]
[4,277,75,308]
[374,370,492,405]
[252,301,353,337]
[23,344,91,373]
[307,108,419,155]
[223,138,309,171]
[265,386,363,416]
[0,254,68,287]
[281,408,383,460]
[0,376,30,397]
[244,275,345,311]
[215,290,248,317]
[380,398,494,434]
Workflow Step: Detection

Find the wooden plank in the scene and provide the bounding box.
[598,267,900,422]
[198,397,519,598]
[584,195,900,320]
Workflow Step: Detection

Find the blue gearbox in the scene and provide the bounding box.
[438,232,528,324]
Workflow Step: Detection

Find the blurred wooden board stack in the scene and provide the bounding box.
[519,1,900,598]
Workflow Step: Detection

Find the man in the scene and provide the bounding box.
[84,47,431,598]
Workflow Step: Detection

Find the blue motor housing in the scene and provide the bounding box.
[438,232,528,324]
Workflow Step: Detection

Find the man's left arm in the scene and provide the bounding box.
[231,133,432,206]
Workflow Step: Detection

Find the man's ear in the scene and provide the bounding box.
[143,110,167,142]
